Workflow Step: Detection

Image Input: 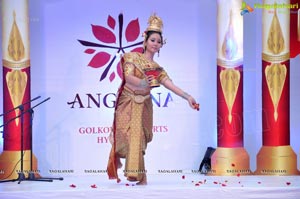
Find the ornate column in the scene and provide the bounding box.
[0,0,38,180]
[210,0,251,175]
[255,0,299,175]
[290,0,300,58]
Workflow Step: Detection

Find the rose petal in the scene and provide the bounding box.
[85,49,96,54]
[109,72,116,82]
[231,163,235,167]
[131,47,144,53]
[237,173,241,177]
[91,184,97,188]
[92,25,116,43]
[286,182,291,186]
[195,183,200,186]
[88,52,111,68]
[70,184,76,188]
[125,18,140,42]
[116,61,123,79]
[182,175,185,179]
[221,183,226,186]
[107,15,116,30]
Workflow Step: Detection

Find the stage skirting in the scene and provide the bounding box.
[0,174,300,199]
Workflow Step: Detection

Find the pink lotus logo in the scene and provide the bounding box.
[78,13,143,82]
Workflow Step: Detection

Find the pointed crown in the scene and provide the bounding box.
[146,14,163,33]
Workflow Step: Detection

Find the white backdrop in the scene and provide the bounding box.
[0,0,300,177]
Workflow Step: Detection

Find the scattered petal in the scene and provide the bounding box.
[88,52,111,68]
[231,163,235,167]
[221,183,227,187]
[213,181,218,184]
[69,184,76,188]
[125,183,130,186]
[286,182,291,186]
[237,173,241,177]
[117,179,121,183]
[182,175,185,179]
[91,184,97,188]
[204,179,207,183]
[257,181,261,184]
[107,15,116,30]
[85,49,96,54]
[195,183,200,186]
[92,24,116,43]
[125,18,140,42]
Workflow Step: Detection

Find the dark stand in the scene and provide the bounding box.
[199,146,216,174]
[0,96,63,183]
[0,96,40,183]
[25,97,63,183]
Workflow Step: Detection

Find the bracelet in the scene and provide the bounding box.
[139,79,148,88]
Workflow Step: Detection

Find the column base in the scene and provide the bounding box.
[0,150,39,180]
[208,147,251,176]
[255,145,300,175]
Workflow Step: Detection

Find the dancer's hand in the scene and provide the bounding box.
[187,96,199,111]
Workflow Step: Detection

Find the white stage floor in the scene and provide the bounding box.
[1,174,300,199]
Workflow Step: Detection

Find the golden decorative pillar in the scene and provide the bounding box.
[210,0,251,176]
[255,0,299,175]
[0,0,38,180]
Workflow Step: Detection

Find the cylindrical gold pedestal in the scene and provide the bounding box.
[255,146,299,175]
[0,150,39,180]
[209,147,251,176]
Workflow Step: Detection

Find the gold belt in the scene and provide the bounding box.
[122,89,150,104]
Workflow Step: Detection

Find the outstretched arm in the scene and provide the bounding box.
[161,78,199,110]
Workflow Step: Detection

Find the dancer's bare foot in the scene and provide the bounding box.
[136,174,147,185]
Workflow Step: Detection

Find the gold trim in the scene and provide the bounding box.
[298,9,300,41]
[265,63,287,121]
[6,70,28,126]
[255,146,300,175]
[220,68,240,123]
[0,150,39,180]
[208,147,252,176]
[217,58,243,67]
[8,11,26,61]
[262,52,290,62]
[267,8,285,55]
[3,59,30,69]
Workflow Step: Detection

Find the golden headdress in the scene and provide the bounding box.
[142,14,166,51]
[145,14,163,33]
